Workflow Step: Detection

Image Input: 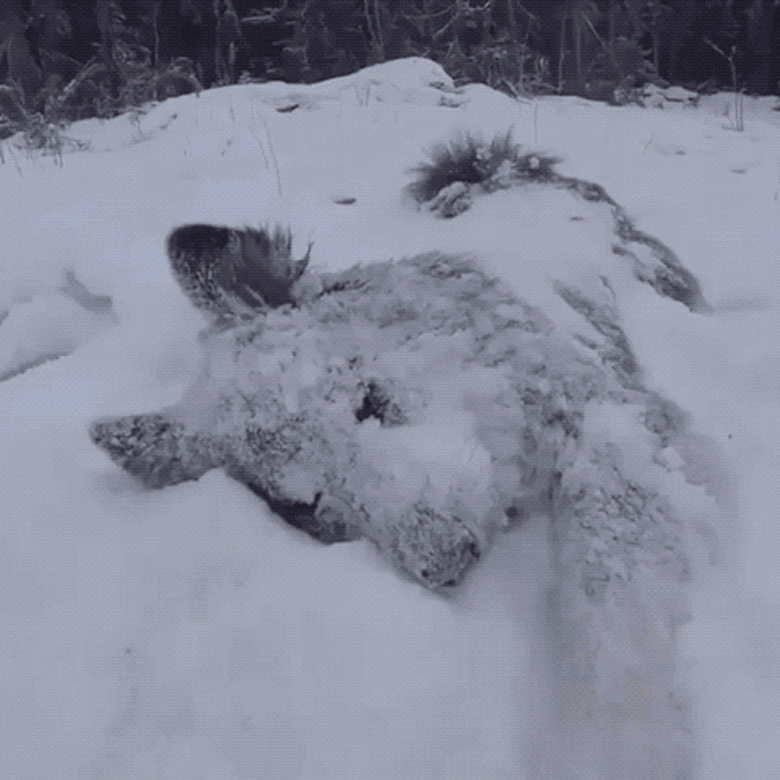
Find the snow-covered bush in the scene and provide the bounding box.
[406,131,559,210]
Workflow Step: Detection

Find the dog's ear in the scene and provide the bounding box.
[166,224,312,325]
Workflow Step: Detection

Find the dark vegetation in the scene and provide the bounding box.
[1,1,779,137]
[407,131,559,203]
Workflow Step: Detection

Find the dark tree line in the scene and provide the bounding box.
[1,1,779,123]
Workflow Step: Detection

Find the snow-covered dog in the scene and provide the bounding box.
[92,223,699,591]
[91,222,719,774]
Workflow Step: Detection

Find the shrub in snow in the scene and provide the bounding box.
[406,131,559,211]
[92,223,703,602]
[0,85,27,139]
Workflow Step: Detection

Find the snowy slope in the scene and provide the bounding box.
[1,59,779,778]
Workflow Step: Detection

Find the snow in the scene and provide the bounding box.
[2,59,779,777]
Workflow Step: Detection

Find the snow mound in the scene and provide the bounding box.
[239,56,460,111]
[0,271,114,382]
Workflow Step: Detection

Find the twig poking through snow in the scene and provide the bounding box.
[249,128,270,170]
[3,141,23,177]
[705,39,744,132]
[775,162,780,202]
[261,117,282,197]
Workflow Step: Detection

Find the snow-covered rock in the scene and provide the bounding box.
[664,85,700,104]
[642,83,700,108]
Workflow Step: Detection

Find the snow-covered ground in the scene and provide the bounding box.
[1,58,778,778]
